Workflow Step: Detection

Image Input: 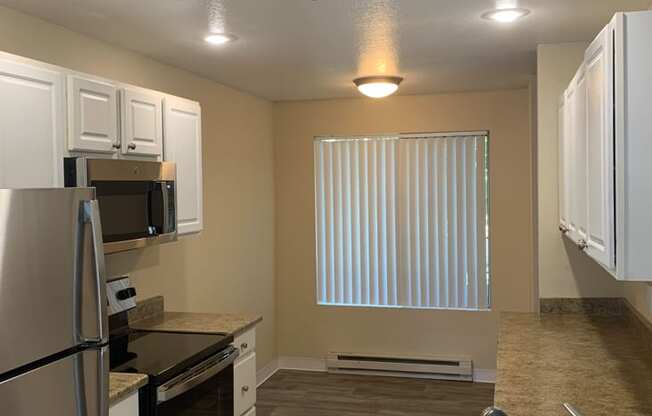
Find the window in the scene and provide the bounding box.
[314,132,490,310]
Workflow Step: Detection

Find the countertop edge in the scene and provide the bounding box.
[109,372,148,406]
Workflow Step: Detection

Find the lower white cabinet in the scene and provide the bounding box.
[0,57,65,188]
[163,96,203,235]
[109,391,139,416]
[233,327,257,416]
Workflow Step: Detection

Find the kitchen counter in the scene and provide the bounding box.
[128,296,262,336]
[132,310,262,336]
[109,372,148,406]
[494,310,652,416]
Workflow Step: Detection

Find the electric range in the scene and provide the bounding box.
[108,277,238,416]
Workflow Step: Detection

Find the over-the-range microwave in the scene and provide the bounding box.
[65,157,177,254]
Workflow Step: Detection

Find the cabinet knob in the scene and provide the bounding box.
[577,239,588,250]
[112,143,121,149]
[241,342,248,350]
[559,224,569,234]
[242,385,250,393]
[128,143,136,150]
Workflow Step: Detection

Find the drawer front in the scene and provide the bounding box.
[234,328,256,360]
[234,352,256,416]
[243,406,256,416]
[109,391,139,416]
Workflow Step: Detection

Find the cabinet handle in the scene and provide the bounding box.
[559,225,569,234]
[577,239,588,250]
[242,385,250,393]
[128,143,136,150]
[112,143,121,149]
[241,342,248,350]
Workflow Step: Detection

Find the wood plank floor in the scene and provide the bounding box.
[257,370,494,416]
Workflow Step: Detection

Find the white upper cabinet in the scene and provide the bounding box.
[559,11,652,280]
[67,75,119,154]
[0,58,65,188]
[163,96,203,235]
[120,88,163,158]
[584,25,615,270]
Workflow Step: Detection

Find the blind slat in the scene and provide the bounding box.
[315,134,489,310]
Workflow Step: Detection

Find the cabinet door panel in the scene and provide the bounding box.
[558,96,569,229]
[234,352,256,416]
[585,27,615,269]
[121,88,162,157]
[572,68,588,243]
[0,59,64,188]
[163,96,203,234]
[68,75,118,153]
[564,83,578,241]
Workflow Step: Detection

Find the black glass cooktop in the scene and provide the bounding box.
[110,330,233,385]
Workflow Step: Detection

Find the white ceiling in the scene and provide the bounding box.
[2,0,649,101]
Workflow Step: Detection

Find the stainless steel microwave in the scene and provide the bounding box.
[64,158,177,254]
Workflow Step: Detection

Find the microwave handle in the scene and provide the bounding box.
[80,200,108,344]
[160,182,170,233]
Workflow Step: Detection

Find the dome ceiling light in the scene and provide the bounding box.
[481,8,530,23]
[204,33,237,45]
[353,76,404,98]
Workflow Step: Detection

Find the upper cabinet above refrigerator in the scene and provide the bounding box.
[558,11,652,281]
[67,75,119,154]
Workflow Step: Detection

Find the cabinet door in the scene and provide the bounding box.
[109,391,139,416]
[572,66,588,244]
[585,26,615,269]
[0,59,65,188]
[564,83,578,241]
[234,352,256,416]
[121,88,163,157]
[558,95,569,230]
[163,96,203,234]
[68,75,119,154]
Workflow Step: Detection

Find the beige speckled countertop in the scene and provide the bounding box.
[109,373,148,405]
[131,311,262,336]
[494,312,652,416]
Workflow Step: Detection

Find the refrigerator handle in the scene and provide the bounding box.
[82,200,108,344]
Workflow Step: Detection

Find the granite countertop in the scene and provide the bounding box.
[127,296,262,337]
[109,373,148,405]
[494,311,652,416]
[131,311,262,337]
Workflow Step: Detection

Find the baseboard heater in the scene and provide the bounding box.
[326,352,473,382]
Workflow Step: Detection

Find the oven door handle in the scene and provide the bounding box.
[156,346,239,404]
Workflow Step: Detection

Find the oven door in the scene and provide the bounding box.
[155,346,238,416]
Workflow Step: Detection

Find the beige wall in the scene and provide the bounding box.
[536,43,622,299]
[0,6,277,369]
[273,90,535,370]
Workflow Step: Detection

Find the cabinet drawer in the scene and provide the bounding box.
[234,328,256,360]
[109,391,139,416]
[234,352,256,416]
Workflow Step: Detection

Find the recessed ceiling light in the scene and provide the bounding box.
[482,8,530,23]
[353,76,404,98]
[204,33,237,45]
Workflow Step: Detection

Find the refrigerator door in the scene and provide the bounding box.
[0,346,109,416]
[0,188,108,376]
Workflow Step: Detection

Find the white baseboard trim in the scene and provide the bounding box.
[473,368,496,383]
[257,356,496,385]
[256,358,279,387]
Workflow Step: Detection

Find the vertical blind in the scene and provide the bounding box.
[314,133,490,310]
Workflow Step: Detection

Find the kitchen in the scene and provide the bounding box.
[0,1,651,416]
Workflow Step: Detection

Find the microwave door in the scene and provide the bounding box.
[0,188,107,376]
[0,346,109,416]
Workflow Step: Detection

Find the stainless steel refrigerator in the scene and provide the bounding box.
[0,188,109,416]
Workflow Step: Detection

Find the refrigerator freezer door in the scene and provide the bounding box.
[0,188,108,376]
[0,346,109,416]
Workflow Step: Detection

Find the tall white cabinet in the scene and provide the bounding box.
[0,50,203,236]
[558,10,652,281]
[0,59,65,188]
[164,96,203,235]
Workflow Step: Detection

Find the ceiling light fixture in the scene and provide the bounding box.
[204,33,237,45]
[482,8,530,23]
[353,76,404,98]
